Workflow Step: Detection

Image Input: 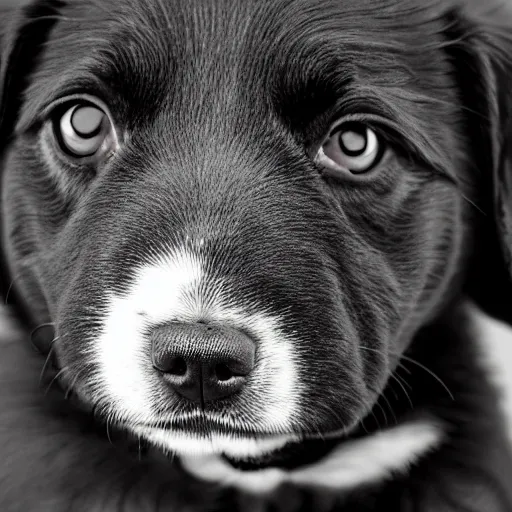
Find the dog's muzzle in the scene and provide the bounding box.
[151,323,256,404]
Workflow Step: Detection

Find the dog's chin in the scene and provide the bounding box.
[59,384,336,469]
[61,375,357,470]
[128,425,348,471]
[132,425,297,461]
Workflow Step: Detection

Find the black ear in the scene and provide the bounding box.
[0,0,63,313]
[0,0,64,152]
[446,3,512,325]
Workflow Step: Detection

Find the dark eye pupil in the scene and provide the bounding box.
[70,105,104,139]
[338,126,368,157]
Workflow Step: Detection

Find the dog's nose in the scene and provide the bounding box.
[151,323,256,403]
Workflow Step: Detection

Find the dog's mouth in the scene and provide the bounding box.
[127,414,351,467]
[56,372,354,470]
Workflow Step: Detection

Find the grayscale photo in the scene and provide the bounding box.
[1,0,512,510]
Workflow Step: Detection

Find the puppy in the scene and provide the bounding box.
[1,0,512,510]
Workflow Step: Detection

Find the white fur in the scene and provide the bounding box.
[94,248,204,419]
[471,305,512,439]
[133,427,297,458]
[181,419,444,495]
[95,243,302,451]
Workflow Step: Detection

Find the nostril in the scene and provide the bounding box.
[215,363,233,382]
[168,356,187,376]
[151,322,256,402]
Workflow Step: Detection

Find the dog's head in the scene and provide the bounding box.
[1,0,511,464]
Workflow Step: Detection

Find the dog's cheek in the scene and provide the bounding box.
[1,141,77,324]
[348,174,465,355]
[323,162,467,384]
[394,182,466,351]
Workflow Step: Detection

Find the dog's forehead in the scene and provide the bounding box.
[20,0,454,132]
[44,0,446,50]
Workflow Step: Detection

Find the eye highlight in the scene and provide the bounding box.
[316,121,385,175]
[51,97,119,161]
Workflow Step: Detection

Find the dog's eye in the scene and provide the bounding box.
[53,102,113,158]
[316,122,384,174]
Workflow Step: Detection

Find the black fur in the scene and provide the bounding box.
[1,0,512,510]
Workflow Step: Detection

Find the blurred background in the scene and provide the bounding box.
[1,0,19,11]
[1,0,24,8]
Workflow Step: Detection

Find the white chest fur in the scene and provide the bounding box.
[473,306,512,440]
[181,420,444,495]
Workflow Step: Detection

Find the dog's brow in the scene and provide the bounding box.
[17,72,115,134]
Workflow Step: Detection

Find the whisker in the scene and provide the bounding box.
[373,395,392,427]
[385,380,399,401]
[397,362,412,375]
[44,367,68,396]
[360,345,454,401]
[399,354,455,401]
[4,280,15,305]
[394,366,413,388]
[378,389,399,425]
[64,369,85,400]
[391,372,414,410]
[358,416,370,435]
[106,416,114,445]
[39,344,56,387]
[460,192,487,217]
[369,409,383,431]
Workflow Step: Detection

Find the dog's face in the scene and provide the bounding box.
[1,0,511,463]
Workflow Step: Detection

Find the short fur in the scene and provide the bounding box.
[1,0,512,510]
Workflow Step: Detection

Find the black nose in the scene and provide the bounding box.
[151,323,256,404]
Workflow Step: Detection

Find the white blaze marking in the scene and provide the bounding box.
[96,248,203,417]
[95,244,301,442]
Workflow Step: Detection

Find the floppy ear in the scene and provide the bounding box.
[0,0,64,153]
[0,0,63,313]
[447,2,512,325]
